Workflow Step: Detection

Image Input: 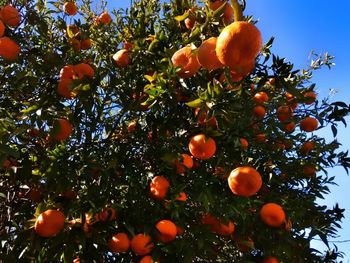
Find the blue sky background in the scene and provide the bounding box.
[105,0,350,260]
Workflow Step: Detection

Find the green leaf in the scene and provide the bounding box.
[174,10,190,21]
[186,98,203,108]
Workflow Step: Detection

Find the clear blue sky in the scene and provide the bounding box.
[105,0,350,259]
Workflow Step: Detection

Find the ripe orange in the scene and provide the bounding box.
[260,203,286,227]
[81,38,92,50]
[57,78,74,99]
[155,219,177,243]
[123,40,133,50]
[0,20,5,37]
[197,37,223,70]
[171,46,201,78]
[112,49,131,67]
[253,91,269,104]
[240,138,248,150]
[276,105,293,122]
[0,5,21,27]
[74,63,94,78]
[184,16,195,29]
[303,91,317,105]
[201,214,235,236]
[175,153,193,174]
[253,105,266,119]
[34,209,65,237]
[2,159,11,169]
[150,176,170,200]
[300,117,318,132]
[28,188,42,203]
[228,166,262,197]
[216,21,262,68]
[283,121,296,133]
[0,37,20,61]
[194,108,218,128]
[219,60,255,87]
[127,120,137,133]
[303,165,316,176]
[300,141,315,155]
[108,232,130,253]
[53,118,73,141]
[140,255,159,263]
[60,65,76,80]
[130,234,154,256]
[255,133,267,143]
[208,0,234,23]
[63,2,78,16]
[175,191,187,202]
[98,12,112,24]
[188,134,216,160]
[97,207,116,221]
[263,256,279,263]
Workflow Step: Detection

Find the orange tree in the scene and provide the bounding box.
[1,0,350,262]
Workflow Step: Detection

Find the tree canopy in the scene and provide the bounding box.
[1,0,350,262]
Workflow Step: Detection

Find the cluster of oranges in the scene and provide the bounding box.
[0,5,20,61]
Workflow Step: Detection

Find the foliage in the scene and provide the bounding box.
[1,0,350,262]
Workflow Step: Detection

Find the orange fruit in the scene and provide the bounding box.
[253,105,266,119]
[253,91,269,104]
[123,40,133,50]
[240,138,248,150]
[263,256,279,263]
[127,120,137,133]
[53,118,73,141]
[0,20,5,37]
[0,37,20,61]
[303,165,316,176]
[194,108,218,128]
[197,37,223,70]
[63,2,78,16]
[304,91,317,105]
[201,214,235,236]
[59,65,76,80]
[188,134,216,160]
[81,38,92,50]
[130,234,154,256]
[215,220,235,236]
[34,209,65,237]
[108,232,130,253]
[300,117,318,132]
[70,38,81,52]
[171,46,201,78]
[2,159,11,169]
[255,133,266,143]
[155,219,177,243]
[276,105,293,122]
[73,257,80,263]
[57,78,74,99]
[175,153,193,174]
[300,141,315,155]
[219,60,255,87]
[28,188,42,203]
[228,166,262,197]
[97,207,116,221]
[260,203,286,227]
[112,49,131,67]
[216,21,262,68]
[208,0,234,23]
[74,63,94,79]
[175,191,187,202]
[150,176,170,200]
[283,121,296,133]
[98,12,112,24]
[140,255,159,263]
[235,236,254,252]
[184,16,195,29]
[0,5,21,27]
